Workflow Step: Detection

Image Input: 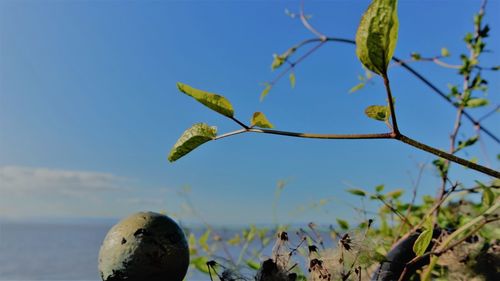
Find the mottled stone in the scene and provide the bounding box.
[98,212,189,281]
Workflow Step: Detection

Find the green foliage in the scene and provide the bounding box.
[410,52,421,61]
[260,83,272,101]
[386,188,403,199]
[346,188,367,197]
[364,105,389,121]
[173,2,499,280]
[168,123,217,162]
[336,218,350,230]
[251,112,274,128]
[441,47,450,57]
[456,135,478,152]
[375,184,385,193]
[177,82,234,117]
[355,0,399,75]
[349,82,365,93]
[413,228,433,257]
[191,256,211,274]
[289,72,296,89]
[464,97,489,108]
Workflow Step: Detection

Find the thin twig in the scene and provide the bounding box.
[376,195,413,228]
[478,105,499,122]
[268,36,499,144]
[300,0,327,40]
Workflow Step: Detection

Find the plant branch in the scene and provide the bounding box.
[478,104,499,122]
[382,74,400,135]
[421,198,500,281]
[215,125,500,178]
[300,0,327,40]
[376,195,413,228]
[270,36,500,144]
[396,134,500,178]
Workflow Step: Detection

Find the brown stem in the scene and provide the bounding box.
[383,74,400,135]
[396,134,500,178]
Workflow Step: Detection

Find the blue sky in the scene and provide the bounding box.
[0,0,498,225]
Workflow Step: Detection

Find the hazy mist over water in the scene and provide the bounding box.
[0,221,110,280]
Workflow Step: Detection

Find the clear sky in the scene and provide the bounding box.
[0,0,499,225]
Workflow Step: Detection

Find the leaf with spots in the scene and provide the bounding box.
[168,123,217,162]
[356,0,399,75]
[177,82,234,117]
[251,112,274,128]
[365,105,389,121]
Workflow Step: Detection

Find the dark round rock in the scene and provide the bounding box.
[98,212,189,281]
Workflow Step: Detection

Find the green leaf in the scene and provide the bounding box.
[365,105,389,121]
[433,158,449,178]
[413,228,433,257]
[482,186,495,207]
[336,218,349,230]
[289,72,296,89]
[188,233,197,255]
[251,112,274,128]
[271,47,297,71]
[191,256,211,274]
[346,188,367,197]
[349,82,365,93]
[271,54,286,70]
[441,47,450,57]
[227,234,241,246]
[456,135,478,152]
[375,184,385,193]
[177,82,234,117]
[246,259,260,270]
[465,98,489,108]
[260,84,272,101]
[386,189,404,199]
[199,229,211,252]
[410,52,421,61]
[168,123,217,162]
[355,0,399,75]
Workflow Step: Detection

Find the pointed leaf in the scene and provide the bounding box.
[413,228,433,257]
[246,259,260,270]
[441,47,450,57]
[336,218,349,230]
[355,0,399,75]
[177,82,234,117]
[251,112,274,128]
[386,189,404,199]
[191,256,210,274]
[346,188,367,197]
[482,186,495,207]
[168,123,217,162]
[260,84,272,101]
[410,52,421,61]
[289,72,296,89]
[375,184,385,193]
[271,54,286,70]
[271,47,297,71]
[199,229,211,252]
[349,82,365,93]
[456,135,478,152]
[365,105,389,121]
[465,98,489,108]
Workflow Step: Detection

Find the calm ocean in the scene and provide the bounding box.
[0,221,206,281]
